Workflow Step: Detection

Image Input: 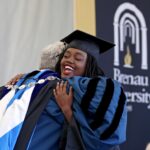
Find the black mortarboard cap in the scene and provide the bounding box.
[61,30,115,64]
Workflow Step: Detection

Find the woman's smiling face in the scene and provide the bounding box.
[60,48,87,78]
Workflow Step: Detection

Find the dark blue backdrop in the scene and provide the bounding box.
[96,0,150,150]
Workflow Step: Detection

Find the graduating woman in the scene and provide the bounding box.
[0,30,127,150]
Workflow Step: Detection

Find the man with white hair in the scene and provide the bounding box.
[6,41,66,85]
[39,41,67,70]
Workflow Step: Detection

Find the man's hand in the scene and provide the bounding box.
[6,73,24,85]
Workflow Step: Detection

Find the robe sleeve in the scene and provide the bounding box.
[66,116,121,150]
[67,76,127,150]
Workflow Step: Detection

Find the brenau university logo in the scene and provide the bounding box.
[113,2,150,111]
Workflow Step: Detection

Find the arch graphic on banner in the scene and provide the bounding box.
[113,2,148,70]
[124,20,135,45]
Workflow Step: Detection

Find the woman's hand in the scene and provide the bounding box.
[6,73,24,85]
[53,81,73,122]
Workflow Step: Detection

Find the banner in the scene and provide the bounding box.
[96,1,150,150]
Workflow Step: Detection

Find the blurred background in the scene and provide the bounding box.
[0,0,73,85]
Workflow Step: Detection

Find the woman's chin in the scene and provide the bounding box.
[61,73,74,78]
